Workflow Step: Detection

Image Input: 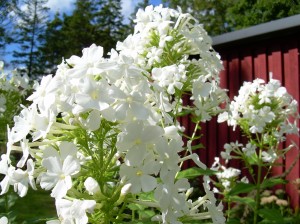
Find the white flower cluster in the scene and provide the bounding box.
[218,78,299,163]
[219,78,298,136]
[0,5,226,224]
[118,5,227,122]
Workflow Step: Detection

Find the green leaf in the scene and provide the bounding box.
[226,218,243,224]
[227,182,256,196]
[128,203,145,211]
[261,178,287,189]
[176,167,217,179]
[190,143,204,151]
[229,196,255,209]
[258,208,284,223]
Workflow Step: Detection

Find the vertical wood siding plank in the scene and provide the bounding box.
[240,47,253,82]
[283,38,300,208]
[227,51,241,169]
[254,46,268,80]
[218,54,230,164]
[268,42,285,187]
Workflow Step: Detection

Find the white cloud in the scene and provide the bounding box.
[46,0,76,13]
[121,0,142,23]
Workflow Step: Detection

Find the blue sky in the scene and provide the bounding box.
[46,0,162,19]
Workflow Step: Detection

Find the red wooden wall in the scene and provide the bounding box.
[186,34,300,208]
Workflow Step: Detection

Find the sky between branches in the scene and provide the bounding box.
[45,0,162,21]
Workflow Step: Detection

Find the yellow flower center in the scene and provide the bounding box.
[91,90,98,100]
[136,170,143,176]
[134,138,142,145]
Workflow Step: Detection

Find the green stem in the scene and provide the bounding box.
[227,199,231,220]
[253,149,263,224]
[176,121,200,178]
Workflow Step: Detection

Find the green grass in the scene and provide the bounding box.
[1,188,56,224]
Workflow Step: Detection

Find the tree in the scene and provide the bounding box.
[38,12,65,74]
[92,0,129,54]
[227,0,300,30]
[162,0,300,36]
[39,0,129,73]
[12,0,49,77]
[162,0,234,36]
[56,0,96,58]
[38,0,97,74]
[0,0,19,56]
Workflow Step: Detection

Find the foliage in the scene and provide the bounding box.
[0,5,228,224]
[227,0,300,30]
[0,188,56,223]
[162,0,300,35]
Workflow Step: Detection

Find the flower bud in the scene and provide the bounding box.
[84,177,100,195]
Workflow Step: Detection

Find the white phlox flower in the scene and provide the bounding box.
[117,121,164,153]
[211,157,241,191]
[11,104,55,142]
[242,142,257,157]
[152,64,186,94]
[65,44,105,78]
[154,170,190,223]
[202,176,226,224]
[119,153,159,193]
[146,47,163,66]
[103,87,151,122]
[78,109,101,131]
[39,142,81,198]
[0,154,15,195]
[55,198,96,224]
[12,159,36,197]
[73,77,112,114]
[0,216,8,224]
[27,74,61,115]
[262,150,277,163]
[155,138,181,176]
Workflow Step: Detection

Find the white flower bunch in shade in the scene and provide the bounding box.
[0,62,30,121]
[218,78,299,163]
[214,78,299,223]
[209,157,244,192]
[0,216,8,224]
[0,5,227,224]
[218,78,298,136]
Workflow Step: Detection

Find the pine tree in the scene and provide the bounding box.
[38,12,64,74]
[12,0,49,77]
[0,0,19,56]
[39,0,129,73]
[92,0,129,54]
